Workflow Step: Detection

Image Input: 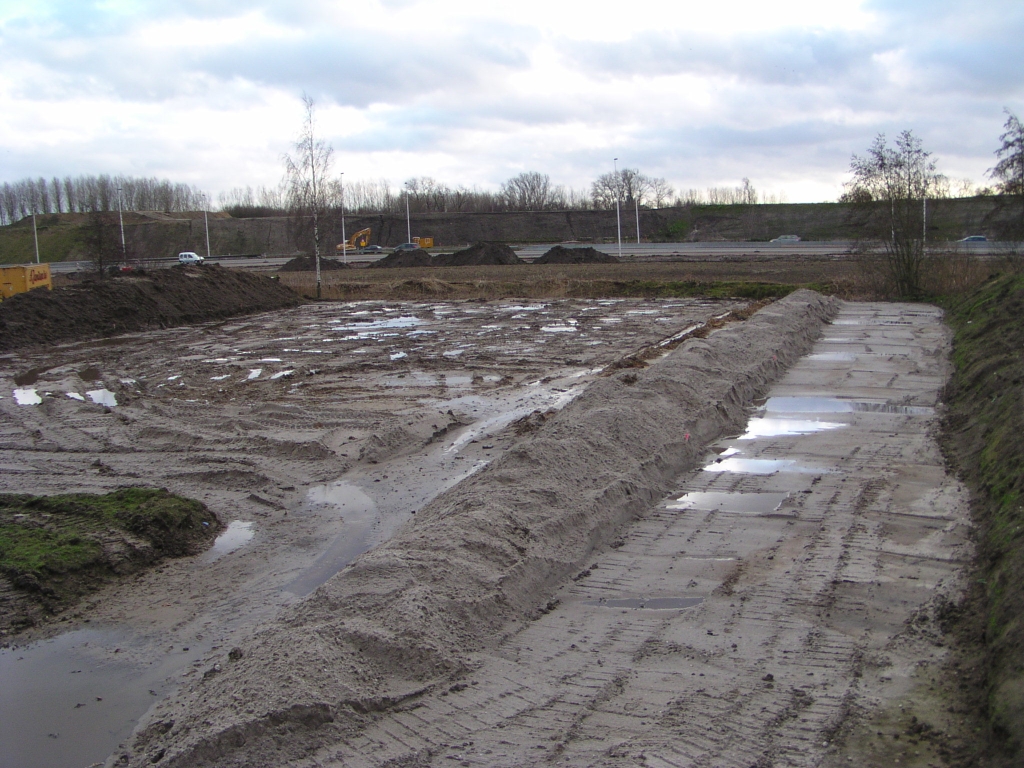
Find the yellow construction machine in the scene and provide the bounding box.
[336,228,372,254]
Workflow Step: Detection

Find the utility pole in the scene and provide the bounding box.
[406,191,412,243]
[203,193,211,260]
[340,172,347,265]
[613,158,622,260]
[32,213,40,264]
[635,198,641,244]
[117,186,127,265]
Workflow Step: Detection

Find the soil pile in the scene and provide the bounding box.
[941,273,1024,762]
[433,241,524,267]
[118,290,838,768]
[534,245,620,264]
[278,256,351,272]
[373,249,434,268]
[0,265,302,351]
[0,489,221,635]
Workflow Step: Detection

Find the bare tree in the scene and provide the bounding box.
[284,94,334,298]
[990,109,1024,238]
[500,172,556,211]
[847,130,942,298]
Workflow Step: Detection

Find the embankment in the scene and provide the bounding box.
[942,274,1024,764]
[0,265,302,352]
[114,290,838,768]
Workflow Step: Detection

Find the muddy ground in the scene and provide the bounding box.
[0,289,989,768]
[0,293,748,767]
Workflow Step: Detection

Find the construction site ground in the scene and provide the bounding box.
[0,294,976,768]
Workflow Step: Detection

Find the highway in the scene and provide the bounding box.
[46,239,1009,274]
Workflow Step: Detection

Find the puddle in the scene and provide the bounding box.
[285,482,379,597]
[739,417,845,440]
[13,388,42,405]
[806,352,857,362]
[247,369,262,380]
[390,352,407,361]
[667,491,789,514]
[541,325,577,333]
[13,368,47,386]
[764,397,934,415]
[331,316,423,332]
[66,392,85,401]
[204,520,255,560]
[86,389,118,407]
[0,629,208,768]
[703,458,824,474]
[210,374,230,381]
[269,370,294,380]
[582,597,704,610]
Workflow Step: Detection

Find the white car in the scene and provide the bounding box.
[770,235,801,243]
[178,252,205,265]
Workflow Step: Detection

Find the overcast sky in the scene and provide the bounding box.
[1,0,1022,204]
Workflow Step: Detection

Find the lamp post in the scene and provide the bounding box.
[405,191,412,243]
[613,158,622,260]
[202,193,211,260]
[32,213,40,264]
[117,186,127,265]
[340,172,347,265]
[635,197,641,244]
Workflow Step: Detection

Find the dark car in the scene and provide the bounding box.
[959,235,987,242]
[359,245,384,254]
[393,243,420,252]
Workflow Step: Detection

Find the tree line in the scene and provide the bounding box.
[0,174,207,225]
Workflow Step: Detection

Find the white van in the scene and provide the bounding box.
[178,252,205,265]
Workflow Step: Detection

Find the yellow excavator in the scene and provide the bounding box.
[336,228,372,254]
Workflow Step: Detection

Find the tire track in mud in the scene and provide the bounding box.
[293,302,970,768]
[117,292,837,767]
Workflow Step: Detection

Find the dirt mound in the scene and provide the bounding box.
[374,249,434,268]
[433,241,524,267]
[0,265,302,351]
[534,245,620,264]
[118,290,838,768]
[278,256,351,272]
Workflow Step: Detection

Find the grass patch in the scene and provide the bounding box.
[0,488,221,631]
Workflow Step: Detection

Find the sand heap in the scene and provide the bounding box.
[534,245,621,264]
[433,242,524,267]
[0,265,302,352]
[117,290,837,768]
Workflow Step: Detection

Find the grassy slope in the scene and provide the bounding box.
[941,274,1024,762]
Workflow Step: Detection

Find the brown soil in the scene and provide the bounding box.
[373,248,434,268]
[278,256,352,272]
[433,241,524,266]
[534,244,621,264]
[0,265,302,352]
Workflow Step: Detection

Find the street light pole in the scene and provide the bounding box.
[635,198,641,244]
[203,193,211,260]
[117,186,127,264]
[405,191,412,243]
[32,213,40,264]
[340,172,347,265]
[613,158,622,260]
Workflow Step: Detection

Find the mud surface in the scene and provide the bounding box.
[433,242,524,267]
[374,249,434,268]
[279,256,352,272]
[0,265,302,352]
[102,290,839,766]
[0,295,746,768]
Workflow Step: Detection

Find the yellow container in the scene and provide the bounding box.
[412,236,434,248]
[0,264,52,300]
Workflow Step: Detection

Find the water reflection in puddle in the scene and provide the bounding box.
[285,482,378,597]
[806,352,857,362]
[86,389,118,407]
[0,629,206,768]
[739,417,844,440]
[583,597,704,610]
[765,397,933,415]
[704,458,823,474]
[13,388,42,405]
[668,491,789,514]
[204,520,255,560]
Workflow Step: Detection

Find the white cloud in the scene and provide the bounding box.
[1,0,1022,203]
